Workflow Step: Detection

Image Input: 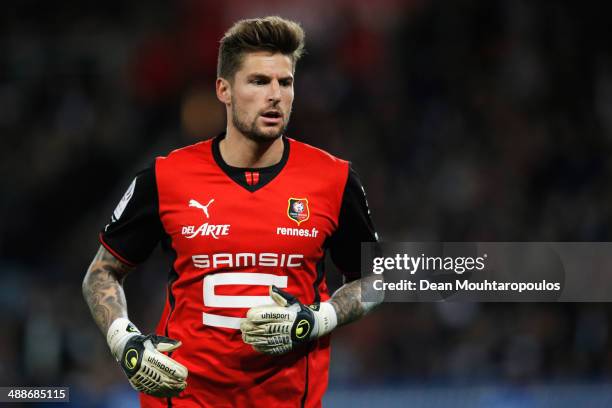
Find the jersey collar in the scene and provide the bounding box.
[212,133,290,192]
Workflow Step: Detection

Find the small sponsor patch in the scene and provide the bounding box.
[113,178,136,221]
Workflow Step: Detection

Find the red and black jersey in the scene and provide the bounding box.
[100,135,377,408]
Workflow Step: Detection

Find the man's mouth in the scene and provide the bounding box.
[261,110,282,119]
[260,110,283,125]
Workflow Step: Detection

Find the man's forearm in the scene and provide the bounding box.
[328,276,382,326]
[82,246,133,334]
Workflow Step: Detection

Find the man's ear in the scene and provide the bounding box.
[216,78,231,105]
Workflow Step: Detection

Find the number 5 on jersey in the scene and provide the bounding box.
[202,273,288,329]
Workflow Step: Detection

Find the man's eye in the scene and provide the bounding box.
[280,80,293,87]
[251,79,266,85]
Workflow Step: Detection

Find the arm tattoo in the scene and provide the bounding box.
[82,246,134,334]
[329,276,382,326]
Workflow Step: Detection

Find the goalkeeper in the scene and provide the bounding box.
[82,15,381,407]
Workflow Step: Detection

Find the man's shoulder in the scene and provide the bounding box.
[156,139,213,165]
[287,138,348,167]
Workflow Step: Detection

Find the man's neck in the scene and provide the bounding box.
[219,129,284,168]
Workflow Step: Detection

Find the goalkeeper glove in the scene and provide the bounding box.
[240,286,337,355]
[107,318,188,397]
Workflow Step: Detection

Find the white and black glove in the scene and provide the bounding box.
[240,286,338,355]
[107,318,188,397]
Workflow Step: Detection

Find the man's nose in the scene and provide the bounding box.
[267,80,281,103]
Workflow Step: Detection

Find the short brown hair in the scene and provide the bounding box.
[217,16,305,80]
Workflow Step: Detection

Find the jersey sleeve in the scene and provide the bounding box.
[327,165,379,282]
[99,164,164,266]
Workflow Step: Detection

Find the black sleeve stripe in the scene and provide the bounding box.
[327,165,379,281]
[99,164,164,265]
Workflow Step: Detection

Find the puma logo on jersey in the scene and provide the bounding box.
[183,198,230,239]
[189,198,214,218]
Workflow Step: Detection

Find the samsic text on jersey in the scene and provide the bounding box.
[99,134,378,408]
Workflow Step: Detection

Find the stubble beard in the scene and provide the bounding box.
[231,102,290,143]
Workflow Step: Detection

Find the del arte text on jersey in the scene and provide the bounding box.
[192,252,304,269]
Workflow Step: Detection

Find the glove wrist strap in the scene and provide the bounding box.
[314,302,337,338]
[107,318,141,360]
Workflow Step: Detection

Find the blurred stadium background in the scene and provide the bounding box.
[2,0,612,406]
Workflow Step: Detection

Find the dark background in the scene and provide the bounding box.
[2,0,612,406]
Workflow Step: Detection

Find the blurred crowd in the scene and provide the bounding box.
[2,0,612,405]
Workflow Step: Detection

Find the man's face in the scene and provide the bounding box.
[226,51,294,142]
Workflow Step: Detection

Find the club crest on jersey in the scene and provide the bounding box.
[182,198,231,239]
[287,198,310,225]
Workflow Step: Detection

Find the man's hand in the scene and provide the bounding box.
[240,286,337,355]
[107,318,188,397]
